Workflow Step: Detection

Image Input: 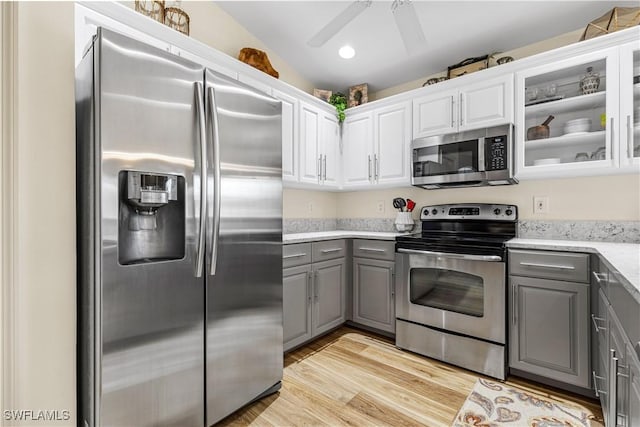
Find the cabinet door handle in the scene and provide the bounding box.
[391,268,395,300]
[318,155,322,181]
[374,154,379,181]
[609,351,618,427]
[283,253,307,259]
[459,94,464,126]
[591,314,607,333]
[592,271,607,283]
[360,247,386,253]
[323,155,327,181]
[627,115,633,159]
[451,96,455,127]
[307,272,312,305]
[314,271,319,300]
[368,155,372,181]
[519,262,575,270]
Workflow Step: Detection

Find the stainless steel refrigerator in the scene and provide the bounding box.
[76,28,283,427]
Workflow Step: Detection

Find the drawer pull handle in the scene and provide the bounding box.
[591,314,607,333]
[321,248,342,254]
[283,253,307,259]
[360,247,386,253]
[519,262,575,270]
[592,271,607,283]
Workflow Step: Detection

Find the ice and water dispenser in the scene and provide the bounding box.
[118,170,185,264]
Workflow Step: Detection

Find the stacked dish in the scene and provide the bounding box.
[564,118,591,135]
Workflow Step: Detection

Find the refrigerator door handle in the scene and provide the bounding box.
[194,82,207,277]
[207,86,222,276]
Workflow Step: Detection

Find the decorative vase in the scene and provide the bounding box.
[580,67,600,95]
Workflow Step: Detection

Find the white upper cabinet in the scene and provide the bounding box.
[619,41,640,170]
[413,75,513,139]
[374,101,411,185]
[413,89,457,138]
[298,101,341,187]
[273,89,299,182]
[320,112,341,187]
[515,47,620,179]
[459,75,513,131]
[299,102,322,184]
[342,112,374,187]
[342,101,411,189]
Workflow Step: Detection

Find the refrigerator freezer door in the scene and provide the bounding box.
[204,69,283,425]
[79,28,206,427]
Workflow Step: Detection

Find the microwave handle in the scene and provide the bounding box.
[478,137,486,172]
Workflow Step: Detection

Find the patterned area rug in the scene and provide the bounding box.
[452,378,603,427]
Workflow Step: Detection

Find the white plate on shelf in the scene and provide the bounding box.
[533,158,561,166]
[562,130,590,136]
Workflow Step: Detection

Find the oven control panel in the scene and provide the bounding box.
[421,203,517,221]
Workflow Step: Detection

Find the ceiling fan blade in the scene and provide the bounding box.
[392,0,426,55]
[308,0,372,47]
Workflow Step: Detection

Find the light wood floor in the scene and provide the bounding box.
[218,326,602,426]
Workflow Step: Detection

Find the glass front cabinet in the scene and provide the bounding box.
[515,47,620,178]
[620,40,640,169]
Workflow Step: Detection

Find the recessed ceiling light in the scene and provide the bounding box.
[338,45,355,59]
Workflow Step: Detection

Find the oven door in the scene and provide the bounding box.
[395,249,505,344]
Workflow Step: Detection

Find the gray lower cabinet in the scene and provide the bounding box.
[313,258,347,336]
[629,353,640,427]
[283,240,346,351]
[283,264,313,352]
[352,257,395,333]
[509,275,590,388]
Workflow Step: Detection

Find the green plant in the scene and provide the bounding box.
[329,92,347,123]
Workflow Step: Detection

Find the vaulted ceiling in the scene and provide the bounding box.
[217,1,635,93]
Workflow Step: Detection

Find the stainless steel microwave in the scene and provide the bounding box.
[411,124,517,189]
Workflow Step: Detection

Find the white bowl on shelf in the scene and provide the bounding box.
[563,118,591,135]
[533,158,561,166]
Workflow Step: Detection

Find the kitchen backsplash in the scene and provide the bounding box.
[284,218,640,243]
[518,220,640,243]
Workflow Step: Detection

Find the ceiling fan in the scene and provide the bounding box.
[307,0,427,55]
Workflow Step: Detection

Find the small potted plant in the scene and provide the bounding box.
[329,92,347,124]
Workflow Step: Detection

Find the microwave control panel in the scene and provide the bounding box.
[485,135,507,171]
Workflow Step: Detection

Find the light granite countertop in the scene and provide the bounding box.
[283,230,411,244]
[507,238,640,303]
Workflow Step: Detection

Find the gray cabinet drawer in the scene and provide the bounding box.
[509,250,590,283]
[312,239,346,262]
[352,239,395,261]
[283,243,312,268]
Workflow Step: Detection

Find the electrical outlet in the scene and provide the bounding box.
[376,200,385,213]
[533,196,549,214]
[307,202,313,213]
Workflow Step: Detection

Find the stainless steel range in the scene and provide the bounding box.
[395,203,517,380]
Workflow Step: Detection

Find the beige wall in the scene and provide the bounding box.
[12,2,77,424]
[283,189,338,219]
[335,174,640,221]
[370,28,584,101]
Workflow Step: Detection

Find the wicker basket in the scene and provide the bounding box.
[164,6,190,36]
[134,0,165,23]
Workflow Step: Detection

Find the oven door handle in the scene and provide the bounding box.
[396,248,503,262]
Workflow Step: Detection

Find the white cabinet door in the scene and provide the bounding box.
[299,102,321,184]
[515,47,620,180]
[342,112,373,188]
[375,102,411,186]
[413,90,456,138]
[619,41,640,170]
[459,74,513,131]
[273,89,298,183]
[320,112,340,187]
